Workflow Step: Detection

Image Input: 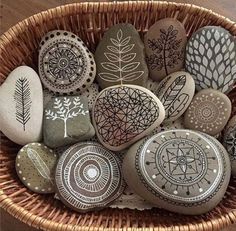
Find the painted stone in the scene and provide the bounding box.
[155,71,195,122]
[80,83,99,110]
[55,142,126,212]
[223,115,236,176]
[38,30,96,95]
[185,26,236,93]
[43,96,95,148]
[0,66,43,145]
[16,143,58,194]
[95,23,148,89]
[184,89,231,135]
[92,85,165,151]
[144,18,187,81]
[122,129,231,215]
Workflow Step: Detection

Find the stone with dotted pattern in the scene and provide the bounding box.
[122,129,231,215]
[38,30,96,95]
[184,89,232,136]
[15,143,58,194]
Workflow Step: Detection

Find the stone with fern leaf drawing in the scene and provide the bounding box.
[0,66,43,145]
[185,26,236,94]
[43,96,95,148]
[144,18,187,81]
[95,23,148,89]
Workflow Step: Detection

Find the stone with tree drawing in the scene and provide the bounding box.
[43,96,95,148]
[95,23,148,89]
[144,18,187,81]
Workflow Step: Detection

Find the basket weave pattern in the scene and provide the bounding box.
[0,1,236,231]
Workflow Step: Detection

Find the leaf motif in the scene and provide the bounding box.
[121,53,136,62]
[121,44,135,53]
[101,62,120,72]
[122,62,140,72]
[120,36,131,46]
[107,46,119,53]
[155,75,172,95]
[14,77,32,131]
[123,71,144,81]
[160,75,186,109]
[110,38,119,46]
[99,73,120,82]
[104,53,119,62]
[167,93,189,118]
[117,29,123,41]
[27,148,53,183]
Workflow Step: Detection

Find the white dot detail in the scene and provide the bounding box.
[206,145,210,149]
[213,169,217,173]
[199,188,203,192]
[147,150,151,153]
[19,171,22,174]
[152,175,156,179]
[87,168,98,178]
[173,190,178,195]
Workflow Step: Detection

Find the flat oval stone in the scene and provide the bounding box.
[185,26,236,93]
[55,142,126,212]
[16,143,58,193]
[223,115,236,176]
[38,30,96,94]
[144,18,187,81]
[95,23,148,89]
[0,66,43,145]
[92,85,165,151]
[44,96,95,148]
[122,129,231,215]
[155,71,195,122]
[184,89,231,135]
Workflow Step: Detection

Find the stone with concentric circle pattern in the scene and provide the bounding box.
[38,30,96,95]
[122,129,231,215]
[184,89,231,135]
[55,142,126,212]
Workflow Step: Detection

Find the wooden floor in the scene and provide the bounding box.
[0,0,236,231]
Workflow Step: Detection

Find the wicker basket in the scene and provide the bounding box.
[0,1,236,231]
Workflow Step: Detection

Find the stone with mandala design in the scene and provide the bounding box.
[43,96,95,148]
[144,18,187,81]
[122,129,231,215]
[38,30,96,94]
[223,115,236,176]
[95,23,149,89]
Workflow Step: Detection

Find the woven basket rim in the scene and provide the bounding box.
[0,1,236,231]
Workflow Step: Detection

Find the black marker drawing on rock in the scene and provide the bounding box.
[147,25,183,76]
[14,77,32,131]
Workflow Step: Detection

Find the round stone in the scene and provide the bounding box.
[185,26,236,93]
[92,84,165,151]
[144,18,187,81]
[122,129,231,215]
[55,142,126,212]
[155,71,195,122]
[223,115,236,176]
[184,89,232,135]
[15,143,58,194]
[38,30,96,94]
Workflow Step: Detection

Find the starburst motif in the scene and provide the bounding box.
[166,145,198,178]
[93,86,160,147]
[48,47,83,81]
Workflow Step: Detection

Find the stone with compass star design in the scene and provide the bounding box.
[38,30,96,95]
[122,129,231,215]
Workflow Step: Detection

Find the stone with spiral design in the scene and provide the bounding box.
[184,89,231,135]
[55,142,126,212]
